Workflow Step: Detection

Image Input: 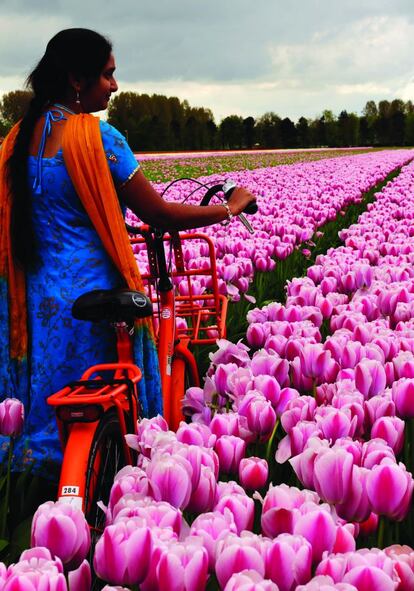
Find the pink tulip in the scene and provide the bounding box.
[364,395,395,430]
[354,359,386,398]
[0,398,24,437]
[140,527,177,591]
[265,534,312,591]
[146,453,193,509]
[224,570,280,590]
[250,375,281,408]
[176,422,216,447]
[299,344,337,383]
[108,466,150,512]
[31,501,90,570]
[281,396,317,433]
[315,408,358,442]
[250,351,290,387]
[370,416,405,455]
[239,457,268,490]
[275,421,322,464]
[156,539,209,591]
[210,413,240,438]
[238,393,277,441]
[93,518,152,584]
[113,498,183,537]
[190,510,237,570]
[384,545,414,591]
[366,461,414,520]
[214,491,255,534]
[5,548,66,591]
[209,339,250,367]
[392,378,414,418]
[215,435,246,475]
[313,448,354,505]
[260,484,319,539]
[294,509,337,563]
[296,575,358,590]
[342,566,395,591]
[186,465,217,514]
[247,323,268,348]
[68,560,91,591]
[335,466,371,523]
[332,525,356,554]
[361,438,396,469]
[215,535,266,589]
[289,438,329,490]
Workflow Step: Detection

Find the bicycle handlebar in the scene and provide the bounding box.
[126,177,257,236]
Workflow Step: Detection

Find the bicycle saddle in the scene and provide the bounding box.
[72,288,153,322]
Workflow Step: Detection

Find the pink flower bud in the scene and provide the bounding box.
[239,457,268,490]
[215,435,246,475]
[0,398,24,437]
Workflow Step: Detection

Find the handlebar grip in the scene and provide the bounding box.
[243,202,258,215]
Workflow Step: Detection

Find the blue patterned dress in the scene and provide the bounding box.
[2,118,161,479]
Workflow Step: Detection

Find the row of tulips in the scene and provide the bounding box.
[129,149,414,303]
[138,147,369,161]
[5,154,414,589]
[139,147,374,183]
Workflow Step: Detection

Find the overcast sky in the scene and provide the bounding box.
[0,0,413,122]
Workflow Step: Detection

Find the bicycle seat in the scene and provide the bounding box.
[72,289,153,322]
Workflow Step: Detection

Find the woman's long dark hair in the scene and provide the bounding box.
[7,28,112,267]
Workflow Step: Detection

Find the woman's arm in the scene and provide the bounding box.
[118,169,256,230]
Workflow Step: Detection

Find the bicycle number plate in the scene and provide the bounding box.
[61,485,80,496]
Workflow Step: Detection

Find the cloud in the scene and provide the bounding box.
[268,15,414,90]
[1,1,414,122]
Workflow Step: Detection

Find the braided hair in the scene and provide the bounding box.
[7,28,112,267]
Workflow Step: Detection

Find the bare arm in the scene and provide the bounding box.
[118,169,256,230]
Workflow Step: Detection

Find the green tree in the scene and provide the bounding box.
[280,117,297,148]
[0,90,32,128]
[389,99,405,145]
[219,115,244,148]
[404,111,414,146]
[337,110,359,146]
[256,112,282,148]
[296,117,310,147]
[242,116,255,148]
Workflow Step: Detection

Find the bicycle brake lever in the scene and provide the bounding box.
[237,212,254,234]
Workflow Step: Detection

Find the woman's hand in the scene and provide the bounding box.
[227,187,257,216]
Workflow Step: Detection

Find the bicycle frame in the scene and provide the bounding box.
[48,324,140,511]
[130,225,228,428]
[47,224,228,514]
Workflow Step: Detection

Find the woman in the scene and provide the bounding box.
[0,28,255,477]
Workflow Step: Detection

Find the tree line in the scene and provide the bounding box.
[1,90,414,150]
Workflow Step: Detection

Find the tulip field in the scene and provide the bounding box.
[140,147,376,183]
[5,148,414,590]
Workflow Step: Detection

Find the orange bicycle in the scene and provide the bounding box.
[47,179,256,525]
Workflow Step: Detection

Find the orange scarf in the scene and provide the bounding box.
[62,114,151,319]
[0,123,27,361]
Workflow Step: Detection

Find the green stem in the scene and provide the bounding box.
[0,437,14,539]
[265,419,279,463]
[377,515,386,549]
